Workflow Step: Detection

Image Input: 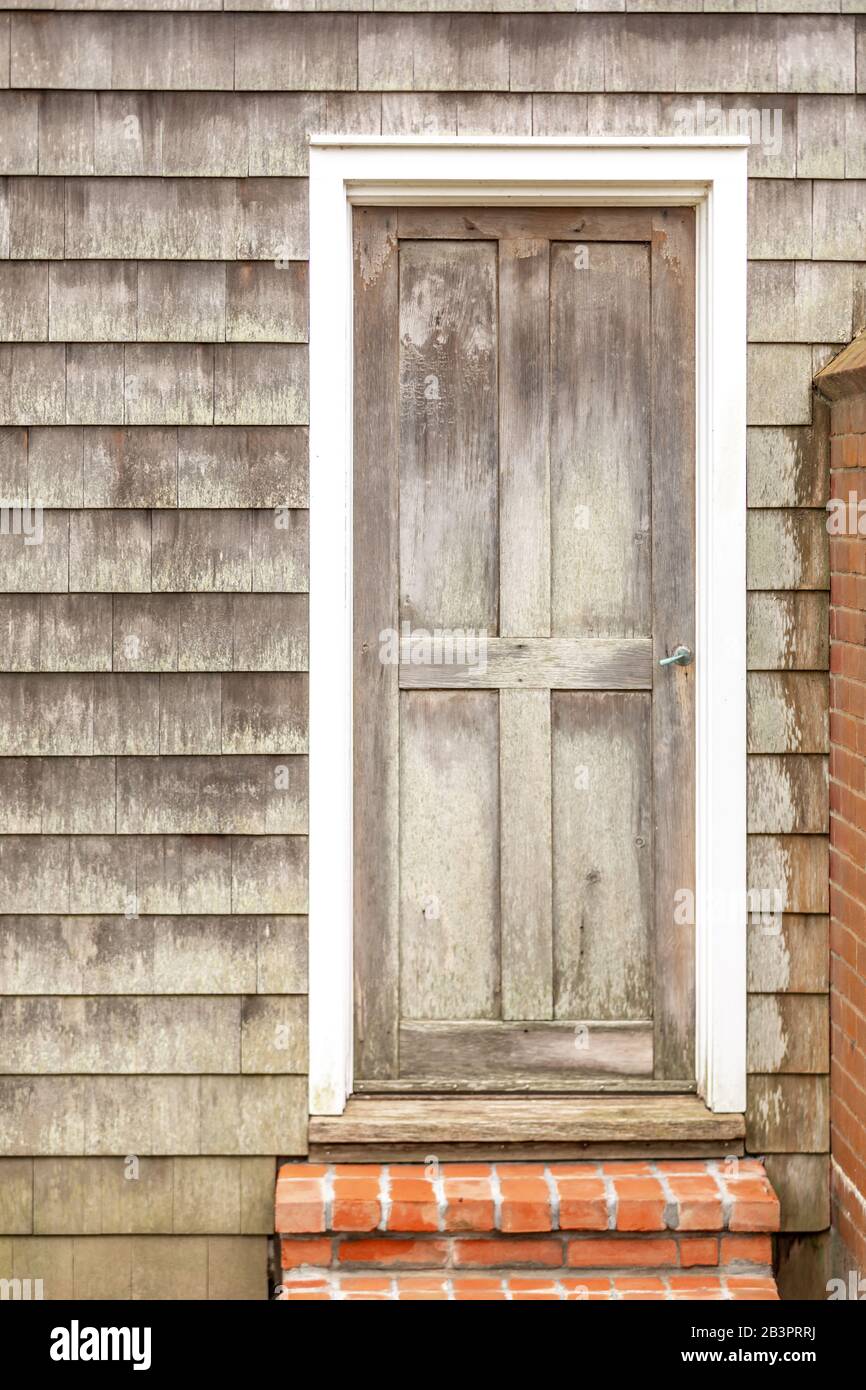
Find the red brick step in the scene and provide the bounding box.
[275,1159,781,1302]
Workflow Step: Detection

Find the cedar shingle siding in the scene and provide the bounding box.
[0,5,853,1297]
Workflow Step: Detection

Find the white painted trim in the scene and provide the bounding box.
[311,135,750,148]
[308,138,748,1117]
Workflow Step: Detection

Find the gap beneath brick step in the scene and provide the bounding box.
[277,1272,779,1303]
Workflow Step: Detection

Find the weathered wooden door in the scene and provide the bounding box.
[353,206,695,1091]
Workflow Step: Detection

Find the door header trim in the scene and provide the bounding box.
[310,134,750,148]
[307,138,748,1117]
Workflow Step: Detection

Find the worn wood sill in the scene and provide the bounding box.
[308,1095,745,1163]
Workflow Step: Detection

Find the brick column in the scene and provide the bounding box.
[817,336,866,1283]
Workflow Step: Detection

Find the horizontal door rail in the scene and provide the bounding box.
[398,636,653,690]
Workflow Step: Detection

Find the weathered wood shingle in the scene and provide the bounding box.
[234,15,358,92]
[0,93,38,175]
[64,178,307,260]
[812,179,866,258]
[116,755,307,834]
[359,14,509,90]
[0,833,307,916]
[747,404,829,507]
[0,1075,307,1156]
[748,262,854,343]
[747,344,814,424]
[0,918,307,997]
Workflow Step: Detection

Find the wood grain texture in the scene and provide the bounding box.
[747,754,828,834]
[500,689,552,1021]
[17,1155,279,1238]
[747,834,829,915]
[748,914,829,995]
[398,637,652,689]
[552,691,653,1023]
[0,996,243,1075]
[747,345,813,426]
[0,1075,308,1157]
[310,1094,745,1149]
[64,178,307,261]
[113,593,307,673]
[747,993,829,1074]
[396,207,656,241]
[747,509,829,591]
[116,755,307,835]
[137,262,225,344]
[813,179,866,260]
[748,672,829,754]
[214,345,308,427]
[358,14,509,92]
[0,916,307,997]
[763,1153,830,1233]
[748,261,853,345]
[0,179,65,260]
[650,208,696,1079]
[511,13,610,93]
[746,1074,829,1154]
[747,402,830,508]
[352,208,400,1080]
[399,690,500,1023]
[747,592,829,672]
[747,179,813,261]
[0,262,48,341]
[399,1020,653,1081]
[498,236,550,639]
[550,239,652,639]
[0,834,307,917]
[398,238,498,632]
[355,1079,696,1097]
[234,15,358,93]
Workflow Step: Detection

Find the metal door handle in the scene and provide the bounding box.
[659,645,693,667]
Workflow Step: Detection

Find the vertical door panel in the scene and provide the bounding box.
[550,242,652,639]
[552,691,654,1021]
[398,241,499,633]
[499,237,551,639]
[399,690,500,1021]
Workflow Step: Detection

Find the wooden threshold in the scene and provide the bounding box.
[309,1094,745,1163]
[355,1079,697,1095]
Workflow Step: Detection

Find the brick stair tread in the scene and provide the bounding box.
[278,1272,780,1301]
[276,1159,781,1237]
[278,1159,781,1299]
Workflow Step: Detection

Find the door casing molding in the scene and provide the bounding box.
[307,136,749,1116]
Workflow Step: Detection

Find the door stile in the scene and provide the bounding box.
[353,207,401,1079]
[650,207,697,1079]
[498,235,554,1021]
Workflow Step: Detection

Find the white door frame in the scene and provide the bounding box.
[307,136,749,1117]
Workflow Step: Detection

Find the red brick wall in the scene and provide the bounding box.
[828,391,866,1275]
